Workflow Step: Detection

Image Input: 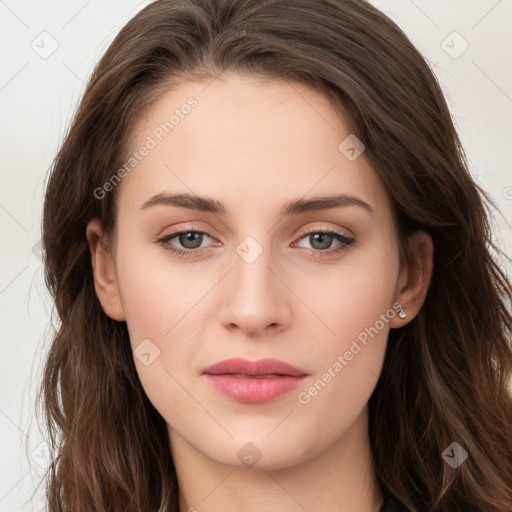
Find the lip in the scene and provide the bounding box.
[202,358,308,404]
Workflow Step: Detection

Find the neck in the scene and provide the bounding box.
[169,407,384,512]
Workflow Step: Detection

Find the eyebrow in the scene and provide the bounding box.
[140,192,374,215]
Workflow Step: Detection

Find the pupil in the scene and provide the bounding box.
[179,232,202,249]
[310,233,332,250]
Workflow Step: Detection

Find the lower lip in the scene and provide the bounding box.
[204,374,306,403]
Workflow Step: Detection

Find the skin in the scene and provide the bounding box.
[86,73,433,512]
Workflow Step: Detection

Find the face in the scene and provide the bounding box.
[89,73,418,470]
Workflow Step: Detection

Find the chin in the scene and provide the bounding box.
[198,434,313,471]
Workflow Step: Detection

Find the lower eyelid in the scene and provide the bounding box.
[294,231,354,246]
[157,229,354,254]
[292,238,354,260]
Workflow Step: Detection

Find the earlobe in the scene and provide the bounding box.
[390,230,433,328]
[85,218,126,321]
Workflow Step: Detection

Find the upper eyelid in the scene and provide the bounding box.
[294,224,353,239]
[158,226,353,248]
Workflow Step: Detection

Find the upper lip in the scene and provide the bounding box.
[202,358,307,377]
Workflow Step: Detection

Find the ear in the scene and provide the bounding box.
[390,230,433,328]
[86,218,126,321]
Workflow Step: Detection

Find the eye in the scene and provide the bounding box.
[155,225,355,259]
[156,226,218,257]
[171,231,206,249]
[293,228,355,255]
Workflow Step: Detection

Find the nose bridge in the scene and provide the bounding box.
[235,246,274,298]
[219,236,291,333]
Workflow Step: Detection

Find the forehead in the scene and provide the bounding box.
[118,74,389,219]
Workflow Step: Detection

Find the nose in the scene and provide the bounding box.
[218,245,292,337]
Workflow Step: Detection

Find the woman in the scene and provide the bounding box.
[39,0,512,510]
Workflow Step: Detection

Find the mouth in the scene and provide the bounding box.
[202,358,308,404]
[228,373,289,378]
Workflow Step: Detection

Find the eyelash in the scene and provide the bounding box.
[155,225,355,259]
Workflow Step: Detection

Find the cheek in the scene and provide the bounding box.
[115,257,204,421]
[116,240,208,345]
[305,242,399,350]
[118,272,176,347]
[293,238,399,408]
[114,243,215,392]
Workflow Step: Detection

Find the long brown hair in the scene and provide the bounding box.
[39,0,512,510]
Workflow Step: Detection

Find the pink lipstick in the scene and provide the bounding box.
[202,357,307,404]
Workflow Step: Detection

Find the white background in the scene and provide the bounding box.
[0,1,511,510]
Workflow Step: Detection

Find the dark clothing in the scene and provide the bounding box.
[380,497,409,511]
